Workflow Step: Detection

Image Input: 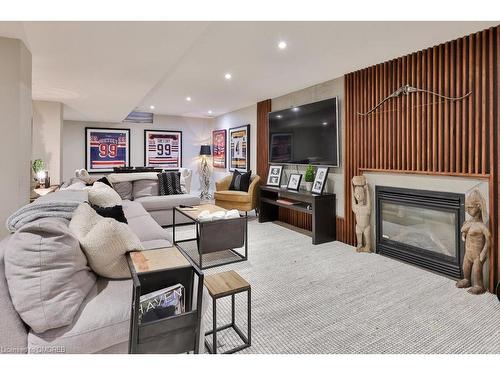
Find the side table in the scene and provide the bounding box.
[204,270,251,354]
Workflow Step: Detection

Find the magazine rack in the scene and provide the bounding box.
[127,247,204,354]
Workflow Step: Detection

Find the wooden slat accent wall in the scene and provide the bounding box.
[256,100,271,180]
[343,26,499,291]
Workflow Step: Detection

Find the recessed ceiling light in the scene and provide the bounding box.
[278,41,287,49]
[208,110,213,115]
[186,97,192,102]
[150,105,155,110]
[292,107,299,112]
[322,122,328,125]
[276,115,282,119]
[224,73,232,80]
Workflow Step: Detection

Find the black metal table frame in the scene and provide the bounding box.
[173,207,248,270]
[204,287,251,354]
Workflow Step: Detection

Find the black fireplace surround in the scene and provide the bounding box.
[375,186,465,279]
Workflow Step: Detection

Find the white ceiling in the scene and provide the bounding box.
[0,21,497,122]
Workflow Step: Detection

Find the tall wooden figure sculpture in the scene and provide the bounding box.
[351,175,372,253]
[456,189,490,295]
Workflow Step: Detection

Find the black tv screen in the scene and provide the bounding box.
[268,97,339,166]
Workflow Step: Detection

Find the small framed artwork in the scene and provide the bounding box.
[287,173,302,191]
[311,167,329,195]
[212,129,227,168]
[144,130,182,168]
[266,165,283,187]
[229,124,250,172]
[86,127,130,173]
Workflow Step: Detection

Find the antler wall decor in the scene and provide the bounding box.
[357,84,472,116]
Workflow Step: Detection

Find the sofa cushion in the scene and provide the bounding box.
[135,194,201,211]
[113,181,133,200]
[158,172,183,195]
[0,236,28,352]
[28,278,131,354]
[214,190,251,203]
[91,203,128,224]
[122,200,172,249]
[70,203,143,279]
[88,181,122,208]
[132,179,159,199]
[5,217,96,334]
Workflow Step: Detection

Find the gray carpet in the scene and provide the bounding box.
[168,218,500,354]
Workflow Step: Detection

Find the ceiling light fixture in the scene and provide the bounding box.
[224,73,232,80]
[292,107,299,112]
[322,122,328,125]
[186,97,192,102]
[278,41,287,49]
[208,110,213,115]
[150,105,155,110]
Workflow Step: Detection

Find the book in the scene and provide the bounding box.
[139,283,185,324]
[276,198,301,206]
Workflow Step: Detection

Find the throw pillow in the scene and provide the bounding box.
[132,179,159,199]
[69,203,143,279]
[88,181,122,207]
[90,203,128,224]
[97,176,112,187]
[5,217,96,333]
[157,172,183,195]
[112,181,133,200]
[229,170,252,192]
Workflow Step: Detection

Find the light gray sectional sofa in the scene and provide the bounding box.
[0,171,207,354]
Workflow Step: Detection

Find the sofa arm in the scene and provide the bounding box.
[216,175,232,191]
[248,175,261,207]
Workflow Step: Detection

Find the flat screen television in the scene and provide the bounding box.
[268,97,339,167]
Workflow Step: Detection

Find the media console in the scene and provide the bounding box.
[259,185,336,245]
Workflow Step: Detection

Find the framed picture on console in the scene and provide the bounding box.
[85,127,130,173]
[311,166,329,195]
[266,165,283,187]
[229,124,250,172]
[212,129,226,169]
[287,173,302,191]
[144,130,182,168]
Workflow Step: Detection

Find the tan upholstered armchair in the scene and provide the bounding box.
[214,174,261,212]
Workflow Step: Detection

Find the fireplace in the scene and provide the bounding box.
[375,186,465,279]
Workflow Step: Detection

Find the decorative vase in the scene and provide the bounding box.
[305,181,313,192]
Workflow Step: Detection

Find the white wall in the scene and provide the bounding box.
[32,101,64,184]
[0,37,32,239]
[62,114,214,193]
[271,77,345,217]
[212,104,257,190]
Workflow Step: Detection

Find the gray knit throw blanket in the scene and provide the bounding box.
[6,190,88,233]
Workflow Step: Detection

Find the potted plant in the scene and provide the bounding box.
[304,165,315,192]
[32,159,45,188]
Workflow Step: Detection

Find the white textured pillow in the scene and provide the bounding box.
[88,181,122,207]
[69,203,143,279]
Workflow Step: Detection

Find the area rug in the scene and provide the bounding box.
[168,219,500,354]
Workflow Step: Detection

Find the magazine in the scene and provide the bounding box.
[139,283,185,323]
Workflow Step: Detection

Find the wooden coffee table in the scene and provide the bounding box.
[173,204,248,269]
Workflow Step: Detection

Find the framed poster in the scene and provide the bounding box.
[144,130,182,168]
[229,124,250,172]
[212,129,227,169]
[287,173,302,191]
[270,133,293,163]
[312,166,329,195]
[266,165,283,187]
[85,127,130,173]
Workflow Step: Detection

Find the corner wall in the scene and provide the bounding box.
[0,37,32,239]
[32,101,64,184]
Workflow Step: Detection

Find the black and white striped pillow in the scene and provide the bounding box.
[157,172,183,195]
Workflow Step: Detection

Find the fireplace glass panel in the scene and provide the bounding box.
[381,202,456,258]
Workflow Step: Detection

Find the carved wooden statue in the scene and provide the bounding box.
[351,175,372,253]
[456,189,490,295]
